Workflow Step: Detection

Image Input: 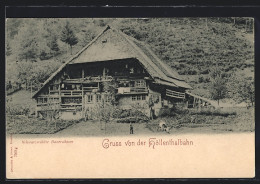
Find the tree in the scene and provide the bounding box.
[209,67,227,105]
[41,100,60,129]
[102,80,118,105]
[60,21,78,55]
[14,25,40,61]
[93,100,115,133]
[227,73,255,107]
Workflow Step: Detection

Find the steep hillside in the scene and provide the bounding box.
[6,18,254,100]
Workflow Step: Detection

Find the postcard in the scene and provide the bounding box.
[6,18,255,178]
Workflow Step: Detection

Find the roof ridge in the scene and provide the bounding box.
[33,25,191,98]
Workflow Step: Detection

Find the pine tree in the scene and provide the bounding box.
[60,21,78,55]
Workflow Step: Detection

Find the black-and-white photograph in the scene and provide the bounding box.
[6,18,255,136]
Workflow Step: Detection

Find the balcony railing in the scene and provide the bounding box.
[83,87,99,92]
[117,87,148,94]
[61,90,82,96]
[63,76,113,83]
[166,89,185,99]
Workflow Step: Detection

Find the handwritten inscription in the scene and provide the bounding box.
[102,138,193,149]
[21,139,74,144]
[9,134,14,172]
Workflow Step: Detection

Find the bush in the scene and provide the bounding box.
[158,103,189,118]
[158,108,176,117]
[116,116,149,123]
[113,108,149,123]
[198,76,211,83]
[112,108,129,118]
[190,108,237,117]
[6,105,31,116]
[200,69,210,75]
[6,116,81,134]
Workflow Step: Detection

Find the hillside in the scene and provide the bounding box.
[5,18,254,102]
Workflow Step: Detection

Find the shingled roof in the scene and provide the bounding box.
[33,25,191,98]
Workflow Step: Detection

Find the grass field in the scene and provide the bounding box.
[6,90,254,136]
[6,107,254,136]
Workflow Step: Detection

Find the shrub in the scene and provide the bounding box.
[200,69,209,74]
[158,108,176,117]
[112,108,129,118]
[117,116,149,123]
[190,108,237,117]
[113,108,149,123]
[6,104,31,116]
[158,103,189,118]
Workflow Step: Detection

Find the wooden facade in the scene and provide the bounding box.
[33,25,192,120]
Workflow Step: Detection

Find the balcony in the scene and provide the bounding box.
[117,87,148,95]
[61,90,82,97]
[166,89,185,99]
[63,76,113,84]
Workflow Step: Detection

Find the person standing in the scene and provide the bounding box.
[148,96,154,120]
[130,123,134,134]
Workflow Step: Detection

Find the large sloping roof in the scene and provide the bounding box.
[33,25,191,98]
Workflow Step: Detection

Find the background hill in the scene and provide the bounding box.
[5,18,254,104]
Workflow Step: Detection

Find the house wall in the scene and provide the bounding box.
[60,111,83,120]
[34,58,185,120]
[148,87,162,116]
[117,84,163,117]
[118,95,150,116]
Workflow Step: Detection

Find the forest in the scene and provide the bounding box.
[5,18,254,106]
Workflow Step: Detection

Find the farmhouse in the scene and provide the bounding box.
[33,25,193,120]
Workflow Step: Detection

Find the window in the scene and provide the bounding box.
[153,95,159,103]
[130,67,134,74]
[135,80,145,87]
[132,96,137,101]
[132,95,146,101]
[49,97,59,103]
[44,98,48,103]
[103,68,109,76]
[37,97,48,104]
[104,94,111,102]
[37,98,43,104]
[87,95,93,103]
[96,94,101,102]
[62,97,82,104]
[50,85,59,91]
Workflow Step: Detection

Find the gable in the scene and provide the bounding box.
[33,25,191,98]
